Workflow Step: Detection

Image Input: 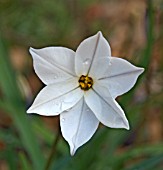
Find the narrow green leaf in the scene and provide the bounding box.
[140,0,154,69]
[0,35,45,170]
[6,147,17,170]
[19,152,32,170]
[125,154,163,170]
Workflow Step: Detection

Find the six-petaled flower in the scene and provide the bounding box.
[27,31,144,155]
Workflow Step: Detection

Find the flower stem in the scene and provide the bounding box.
[44,130,60,170]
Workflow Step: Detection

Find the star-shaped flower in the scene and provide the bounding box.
[27,31,144,155]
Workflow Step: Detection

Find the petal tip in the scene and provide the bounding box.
[70,146,76,156]
[125,125,130,130]
[140,67,145,74]
[26,107,33,114]
[70,151,75,156]
[97,31,102,35]
[29,47,34,52]
[96,31,104,38]
[124,121,130,130]
[136,67,145,74]
[26,105,36,114]
[29,47,38,55]
[121,118,130,130]
[29,48,35,56]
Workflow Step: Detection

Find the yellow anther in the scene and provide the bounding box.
[78,75,93,91]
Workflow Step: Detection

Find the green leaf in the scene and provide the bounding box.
[125,154,163,170]
[5,147,17,170]
[19,152,32,170]
[0,35,45,170]
[140,0,154,69]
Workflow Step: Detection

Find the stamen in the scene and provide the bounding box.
[78,75,93,91]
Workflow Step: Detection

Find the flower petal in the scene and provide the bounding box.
[60,98,99,155]
[84,86,129,130]
[75,31,111,76]
[27,78,83,116]
[89,56,111,80]
[98,57,144,98]
[29,47,76,85]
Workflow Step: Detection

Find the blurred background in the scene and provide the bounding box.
[0,0,163,169]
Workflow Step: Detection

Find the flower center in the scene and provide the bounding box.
[78,75,93,91]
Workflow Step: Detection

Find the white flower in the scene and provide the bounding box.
[27,31,144,155]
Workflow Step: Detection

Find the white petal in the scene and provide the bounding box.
[84,86,129,130]
[98,57,144,98]
[60,98,99,155]
[75,31,111,76]
[89,56,111,80]
[30,47,76,85]
[27,78,83,116]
